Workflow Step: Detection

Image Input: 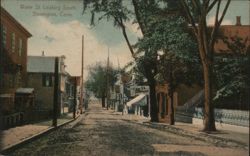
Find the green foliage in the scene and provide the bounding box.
[83,0,132,28]
[213,54,250,101]
[135,14,202,89]
[213,34,250,105]
[136,16,198,58]
[85,62,118,98]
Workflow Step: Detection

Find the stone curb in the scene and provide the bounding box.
[128,120,248,150]
[0,114,81,154]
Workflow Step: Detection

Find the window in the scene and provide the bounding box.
[11,33,15,53]
[18,38,23,56]
[1,24,7,48]
[70,85,74,96]
[9,73,15,88]
[42,74,53,87]
[157,93,161,107]
[16,68,22,87]
[160,93,165,118]
[165,94,168,115]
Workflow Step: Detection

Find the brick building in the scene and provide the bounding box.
[0,7,32,94]
[0,7,32,129]
[214,16,250,54]
[0,6,32,124]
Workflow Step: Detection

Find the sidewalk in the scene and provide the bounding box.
[119,112,249,149]
[173,122,249,146]
[0,113,78,152]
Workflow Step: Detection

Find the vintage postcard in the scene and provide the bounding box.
[0,0,249,155]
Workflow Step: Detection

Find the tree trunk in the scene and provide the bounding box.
[120,22,135,57]
[203,63,216,131]
[106,97,109,110]
[197,24,216,131]
[169,63,175,125]
[149,79,159,122]
[101,96,105,108]
[169,91,175,125]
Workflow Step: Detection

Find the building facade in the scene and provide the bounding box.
[67,76,81,113]
[0,7,32,94]
[214,16,250,54]
[0,7,32,128]
[27,55,68,118]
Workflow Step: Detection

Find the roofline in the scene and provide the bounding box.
[28,55,65,58]
[1,6,32,37]
[28,55,57,58]
[188,23,250,27]
[208,25,250,27]
[27,72,54,74]
[71,76,81,78]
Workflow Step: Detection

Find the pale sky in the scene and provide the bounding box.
[1,0,249,78]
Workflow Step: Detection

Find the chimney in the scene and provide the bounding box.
[42,51,45,56]
[236,16,241,26]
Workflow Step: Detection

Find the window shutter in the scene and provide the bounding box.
[42,74,46,86]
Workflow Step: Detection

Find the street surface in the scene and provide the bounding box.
[7,102,248,156]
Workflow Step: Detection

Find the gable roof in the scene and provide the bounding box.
[1,6,32,37]
[27,56,56,73]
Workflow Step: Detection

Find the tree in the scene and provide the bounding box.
[85,62,118,107]
[136,15,202,125]
[180,0,231,131]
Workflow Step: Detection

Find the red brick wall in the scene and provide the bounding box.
[214,25,250,54]
[1,7,31,89]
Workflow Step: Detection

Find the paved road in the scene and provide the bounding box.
[7,102,248,156]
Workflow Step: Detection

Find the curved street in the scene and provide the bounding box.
[7,101,248,156]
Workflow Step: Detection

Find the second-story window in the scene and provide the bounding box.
[18,38,23,56]
[11,33,15,53]
[1,24,7,48]
[42,74,53,87]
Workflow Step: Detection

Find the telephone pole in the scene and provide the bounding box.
[80,35,84,114]
[73,77,77,119]
[53,57,59,127]
[106,47,110,110]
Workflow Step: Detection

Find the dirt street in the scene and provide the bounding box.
[7,102,248,156]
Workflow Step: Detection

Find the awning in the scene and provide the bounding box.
[16,88,34,94]
[126,94,147,107]
[0,94,14,98]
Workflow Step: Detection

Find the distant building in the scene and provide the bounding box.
[116,73,150,116]
[27,55,68,117]
[214,16,250,54]
[110,74,124,112]
[66,75,81,113]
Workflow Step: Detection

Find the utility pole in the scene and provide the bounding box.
[80,35,84,114]
[73,77,77,119]
[106,47,110,110]
[53,57,59,127]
